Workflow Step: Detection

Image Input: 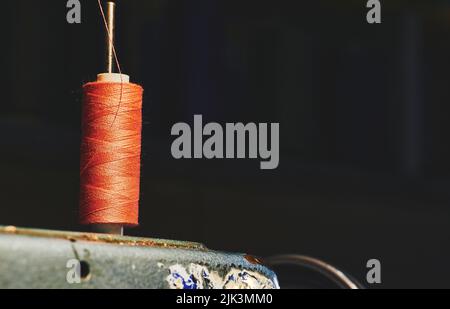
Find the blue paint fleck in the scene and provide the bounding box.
[171,272,198,289]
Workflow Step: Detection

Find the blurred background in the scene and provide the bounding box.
[1,0,450,288]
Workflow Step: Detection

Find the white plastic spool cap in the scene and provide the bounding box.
[97,73,130,83]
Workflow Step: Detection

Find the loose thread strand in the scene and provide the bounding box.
[97,0,124,128]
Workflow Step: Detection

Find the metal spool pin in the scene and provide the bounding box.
[106,1,116,74]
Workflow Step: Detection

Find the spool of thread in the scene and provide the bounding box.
[80,73,143,228]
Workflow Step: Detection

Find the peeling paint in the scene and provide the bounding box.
[166,263,279,289]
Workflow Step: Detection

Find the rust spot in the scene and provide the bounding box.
[0,226,207,251]
[244,254,262,265]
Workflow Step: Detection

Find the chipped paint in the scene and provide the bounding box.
[166,263,279,289]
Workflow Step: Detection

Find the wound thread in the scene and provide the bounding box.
[80,81,143,226]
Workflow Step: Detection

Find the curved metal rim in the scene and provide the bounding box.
[265,254,363,289]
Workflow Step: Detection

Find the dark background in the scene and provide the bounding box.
[1,0,450,288]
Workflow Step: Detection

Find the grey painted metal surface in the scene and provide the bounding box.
[0,226,279,289]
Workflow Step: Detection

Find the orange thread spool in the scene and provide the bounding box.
[80,78,143,227]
